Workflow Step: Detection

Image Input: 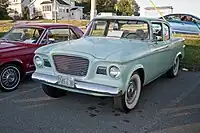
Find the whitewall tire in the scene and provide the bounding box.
[114,72,142,113]
[167,56,180,78]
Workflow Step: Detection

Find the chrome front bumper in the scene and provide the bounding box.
[32,72,121,96]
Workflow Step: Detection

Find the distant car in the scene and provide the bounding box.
[32,16,185,113]
[159,13,200,35]
[0,23,84,92]
[97,12,117,16]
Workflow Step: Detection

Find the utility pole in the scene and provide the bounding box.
[54,0,57,23]
[90,0,97,21]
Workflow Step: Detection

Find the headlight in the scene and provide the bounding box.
[35,56,43,67]
[109,66,121,79]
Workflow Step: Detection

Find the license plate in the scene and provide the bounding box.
[57,75,75,88]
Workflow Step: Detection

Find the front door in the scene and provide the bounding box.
[151,22,173,77]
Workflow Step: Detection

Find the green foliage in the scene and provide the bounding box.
[96,0,115,13]
[76,0,116,13]
[116,0,133,16]
[0,0,11,20]
[116,0,140,16]
[132,0,140,16]
[0,7,11,20]
[0,0,9,8]
[75,0,90,13]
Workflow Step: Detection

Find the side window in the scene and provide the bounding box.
[152,23,163,41]
[163,24,170,41]
[180,15,198,23]
[165,15,181,21]
[89,21,107,36]
[41,28,78,44]
[3,27,44,44]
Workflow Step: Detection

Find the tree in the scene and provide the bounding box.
[132,0,140,16]
[76,0,116,13]
[0,0,11,20]
[96,0,115,13]
[116,0,140,16]
[22,6,30,20]
[75,0,90,14]
[116,0,132,16]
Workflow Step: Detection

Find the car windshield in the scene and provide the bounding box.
[2,27,45,43]
[85,19,149,40]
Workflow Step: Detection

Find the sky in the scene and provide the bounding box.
[135,0,200,17]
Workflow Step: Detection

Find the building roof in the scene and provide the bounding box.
[145,6,173,10]
[57,0,70,5]
[41,1,52,4]
[40,0,70,5]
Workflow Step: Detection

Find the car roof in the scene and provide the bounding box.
[162,13,200,19]
[93,16,165,23]
[14,23,76,29]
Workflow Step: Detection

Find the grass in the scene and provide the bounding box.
[0,20,199,66]
[182,38,200,65]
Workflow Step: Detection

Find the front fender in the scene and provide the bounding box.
[0,58,24,70]
[122,63,145,94]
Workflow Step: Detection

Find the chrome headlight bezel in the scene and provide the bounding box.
[109,66,121,79]
[34,56,43,68]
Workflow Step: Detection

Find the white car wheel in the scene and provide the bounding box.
[125,73,142,110]
[173,57,180,76]
[167,56,180,78]
[114,72,142,113]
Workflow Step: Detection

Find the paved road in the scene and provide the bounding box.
[0,71,200,133]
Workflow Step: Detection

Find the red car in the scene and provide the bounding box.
[0,23,84,92]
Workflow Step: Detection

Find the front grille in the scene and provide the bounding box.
[53,55,89,76]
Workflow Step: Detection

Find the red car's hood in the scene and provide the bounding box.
[0,40,26,53]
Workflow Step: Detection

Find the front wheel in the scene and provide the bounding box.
[42,84,66,98]
[114,72,142,113]
[167,56,180,78]
[0,64,21,92]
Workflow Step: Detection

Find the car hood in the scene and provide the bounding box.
[0,40,25,53]
[37,37,149,60]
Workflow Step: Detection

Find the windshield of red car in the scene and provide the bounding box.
[2,27,45,43]
[85,19,150,40]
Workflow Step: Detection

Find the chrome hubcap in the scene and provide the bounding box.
[1,68,19,89]
[127,81,137,104]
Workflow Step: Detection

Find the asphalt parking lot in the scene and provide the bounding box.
[0,70,200,133]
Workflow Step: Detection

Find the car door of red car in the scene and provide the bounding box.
[21,28,47,73]
[24,42,46,73]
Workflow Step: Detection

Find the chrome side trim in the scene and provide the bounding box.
[26,70,35,75]
[152,45,169,52]
[31,72,120,96]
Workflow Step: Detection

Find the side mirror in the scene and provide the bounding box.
[193,19,197,24]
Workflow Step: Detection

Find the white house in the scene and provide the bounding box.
[8,0,31,18]
[8,0,84,20]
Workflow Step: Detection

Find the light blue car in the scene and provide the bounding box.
[159,13,200,35]
[32,16,185,113]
